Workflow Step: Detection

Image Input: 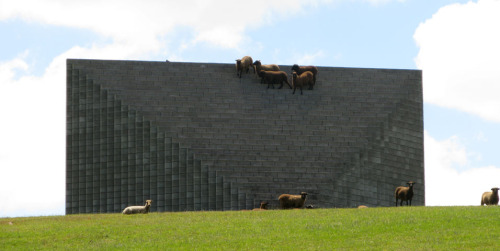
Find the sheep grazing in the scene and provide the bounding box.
[259,70,292,89]
[252,201,269,211]
[291,64,319,86]
[122,200,153,214]
[395,181,416,207]
[235,56,254,78]
[278,192,308,209]
[481,187,499,206]
[292,71,314,95]
[253,60,280,78]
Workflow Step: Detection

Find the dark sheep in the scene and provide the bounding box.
[278,192,308,209]
[291,64,319,86]
[253,60,280,78]
[252,201,269,211]
[260,70,292,89]
[235,56,254,78]
[481,187,499,206]
[292,71,314,95]
[395,181,416,207]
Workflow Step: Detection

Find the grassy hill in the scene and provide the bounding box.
[1,206,499,250]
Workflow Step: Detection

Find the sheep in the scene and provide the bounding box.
[278,192,308,209]
[252,201,269,211]
[259,70,292,89]
[357,205,368,209]
[253,60,280,78]
[481,187,499,206]
[291,64,319,86]
[122,199,152,214]
[395,181,416,207]
[235,56,254,78]
[292,71,314,95]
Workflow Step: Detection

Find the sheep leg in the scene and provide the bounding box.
[278,81,284,89]
[395,199,398,207]
[293,87,296,95]
[300,87,303,95]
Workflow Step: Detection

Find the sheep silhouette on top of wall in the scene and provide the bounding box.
[253,60,280,78]
[235,56,254,78]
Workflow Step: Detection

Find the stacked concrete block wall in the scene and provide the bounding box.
[66,59,424,213]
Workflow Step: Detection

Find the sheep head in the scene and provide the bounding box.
[145,200,152,206]
[260,201,269,209]
[492,188,499,193]
[291,64,299,72]
[407,181,416,187]
[253,60,261,66]
[300,192,308,199]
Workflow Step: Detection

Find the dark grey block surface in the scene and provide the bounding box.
[66,59,424,213]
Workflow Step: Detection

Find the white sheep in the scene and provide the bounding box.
[278,192,308,209]
[122,200,152,214]
[395,181,415,207]
[481,187,499,206]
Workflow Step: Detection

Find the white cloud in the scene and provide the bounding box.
[425,131,500,206]
[414,0,500,123]
[0,0,332,52]
[0,54,66,218]
[291,50,326,65]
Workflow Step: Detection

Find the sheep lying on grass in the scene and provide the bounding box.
[235,56,254,78]
[395,181,415,207]
[260,70,292,89]
[278,192,308,209]
[291,64,319,86]
[253,60,280,78]
[252,201,269,211]
[357,205,368,209]
[122,200,152,214]
[292,71,314,95]
[481,187,499,206]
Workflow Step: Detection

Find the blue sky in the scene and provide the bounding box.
[1,0,500,217]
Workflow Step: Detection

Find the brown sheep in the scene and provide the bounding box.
[260,70,292,89]
[278,192,308,209]
[291,64,319,86]
[252,201,269,211]
[357,205,368,209]
[253,60,280,78]
[481,187,499,206]
[292,71,314,95]
[235,56,254,78]
[395,181,416,207]
[122,199,152,214]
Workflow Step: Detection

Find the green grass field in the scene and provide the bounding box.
[1,206,499,250]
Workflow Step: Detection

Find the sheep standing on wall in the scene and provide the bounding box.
[278,192,308,209]
[122,200,153,214]
[253,60,280,78]
[481,187,499,206]
[292,71,314,95]
[235,56,254,78]
[259,70,292,89]
[291,64,319,86]
[395,181,415,207]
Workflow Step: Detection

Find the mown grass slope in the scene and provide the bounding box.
[1,206,499,250]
